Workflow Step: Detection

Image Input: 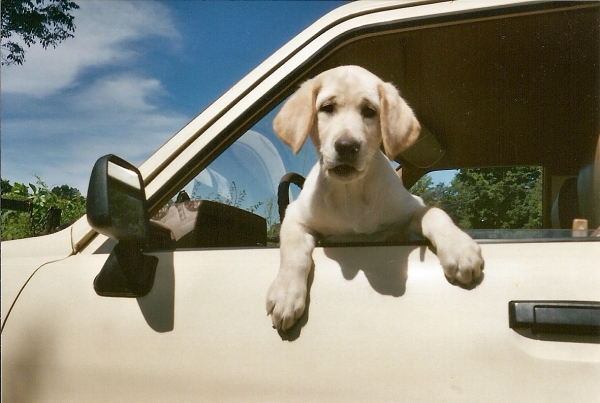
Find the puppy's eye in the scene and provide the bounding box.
[361,106,377,119]
[319,103,335,114]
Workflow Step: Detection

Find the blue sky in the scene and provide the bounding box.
[1,1,346,194]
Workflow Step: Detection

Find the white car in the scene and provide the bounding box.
[3,1,599,402]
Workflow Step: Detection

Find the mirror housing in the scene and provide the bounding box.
[86,155,157,298]
[87,154,150,241]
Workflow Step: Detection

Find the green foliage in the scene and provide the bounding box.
[1,176,86,240]
[410,166,543,230]
[409,174,446,208]
[2,179,12,194]
[1,0,79,65]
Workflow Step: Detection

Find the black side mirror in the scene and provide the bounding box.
[87,155,157,297]
[87,154,150,241]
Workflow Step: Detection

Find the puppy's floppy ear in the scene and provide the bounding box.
[273,78,321,154]
[378,82,421,160]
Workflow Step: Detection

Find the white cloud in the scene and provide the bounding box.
[73,75,166,113]
[1,74,188,193]
[2,1,179,98]
[1,1,187,194]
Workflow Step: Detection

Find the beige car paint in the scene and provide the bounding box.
[3,244,599,402]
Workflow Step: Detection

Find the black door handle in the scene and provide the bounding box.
[509,301,600,338]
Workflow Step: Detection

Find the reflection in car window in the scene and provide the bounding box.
[186,110,316,217]
[154,105,318,246]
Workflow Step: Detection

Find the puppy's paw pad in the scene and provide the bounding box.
[439,237,484,285]
[266,278,307,331]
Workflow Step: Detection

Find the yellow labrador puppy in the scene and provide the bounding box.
[267,66,484,331]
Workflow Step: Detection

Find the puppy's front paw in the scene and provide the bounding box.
[266,274,307,331]
[437,232,484,285]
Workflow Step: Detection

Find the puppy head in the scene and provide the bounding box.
[274,66,420,181]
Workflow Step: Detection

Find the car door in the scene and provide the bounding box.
[4,233,599,402]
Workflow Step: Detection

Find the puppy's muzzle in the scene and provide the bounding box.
[335,137,360,162]
[330,136,361,179]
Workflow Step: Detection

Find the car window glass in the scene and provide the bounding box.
[152,105,317,247]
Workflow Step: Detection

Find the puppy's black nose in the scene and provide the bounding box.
[334,137,360,161]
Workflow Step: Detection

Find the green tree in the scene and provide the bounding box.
[410,174,434,199]
[410,167,543,230]
[1,0,79,66]
[1,177,86,240]
[440,167,542,229]
[2,178,13,194]
[410,174,446,208]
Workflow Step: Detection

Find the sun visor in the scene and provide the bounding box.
[399,126,445,169]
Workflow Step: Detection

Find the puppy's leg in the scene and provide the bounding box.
[266,217,316,331]
[412,206,484,285]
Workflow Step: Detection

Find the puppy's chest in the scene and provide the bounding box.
[310,193,396,235]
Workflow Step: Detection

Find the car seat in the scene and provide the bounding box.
[551,162,599,231]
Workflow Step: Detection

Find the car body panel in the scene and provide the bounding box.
[2,243,599,402]
[1,228,74,325]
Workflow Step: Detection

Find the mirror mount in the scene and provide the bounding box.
[93,240,158,297]
[87,155,158,298]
